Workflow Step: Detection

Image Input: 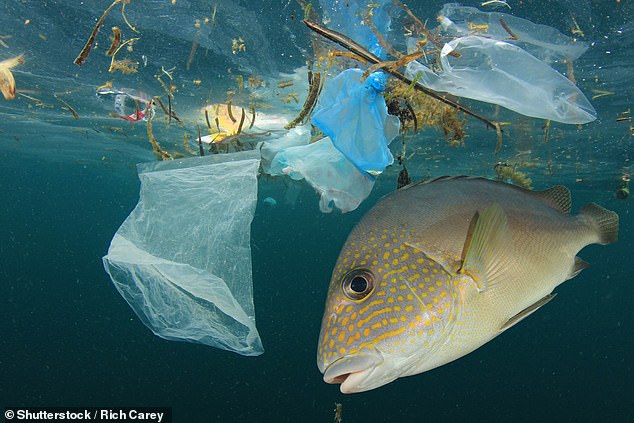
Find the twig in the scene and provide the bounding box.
[303,20,498,130]
[74,0,121,66]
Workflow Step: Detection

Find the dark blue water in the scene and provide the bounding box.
[2,0,633,421]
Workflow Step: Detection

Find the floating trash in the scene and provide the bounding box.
[103,151,263,356]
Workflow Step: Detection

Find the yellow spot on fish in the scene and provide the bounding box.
[359,299,385,315]
[346,332,361,346]
[348,324,355,332]
[417,258,425,264]
[389,317,398,324]
[338,331,346,343]
[387,297,394,304]
[405,305,413,312]
[363,328,371,336]
[371,322,382,330]
[397,295,404,301]
[383,251,390,260]
[400,253,410,261]
[329,339,334,348]
[372,260,379,266]
[339,347,346,354]
[345,305,353,313]
[391,258,399,266]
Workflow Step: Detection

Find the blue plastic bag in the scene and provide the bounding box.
[311,69,400,174]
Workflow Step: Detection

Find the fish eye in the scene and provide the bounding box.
[342,269,375,301]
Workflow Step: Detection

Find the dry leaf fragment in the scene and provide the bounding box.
[0,54,25,100]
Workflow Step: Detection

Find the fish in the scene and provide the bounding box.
[317,176,618,393]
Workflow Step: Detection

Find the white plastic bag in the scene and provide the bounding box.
[406,35,596,124]
[438,3,589,62]
[103,151,263,356]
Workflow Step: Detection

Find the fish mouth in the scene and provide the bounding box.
[322,352,383,393]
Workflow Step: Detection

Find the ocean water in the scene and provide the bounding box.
[1,0,633,422]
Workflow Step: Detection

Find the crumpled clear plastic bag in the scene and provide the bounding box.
[311,69,401,174]
[438,3,589,62]
[268,136,375,213]
[406,35,596,124]
[102,151,263,356]
[259,126,310,175]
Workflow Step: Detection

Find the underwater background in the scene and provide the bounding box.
[1,0,632,421]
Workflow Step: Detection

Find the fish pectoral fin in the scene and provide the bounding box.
[458,203,510,292]
[566,256,589,281]
[499,293,557,332]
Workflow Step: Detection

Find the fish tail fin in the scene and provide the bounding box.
[580,203,619,244]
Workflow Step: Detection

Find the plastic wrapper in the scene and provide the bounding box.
[406,36,596,124]
[259,126,310,174]
[268,136,375,213]
[438,3,589,62]
[96,87,152,122]
[311,69,401,174]
[103,151,263,356]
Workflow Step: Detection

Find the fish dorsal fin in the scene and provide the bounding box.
[458,203,510,292]
[500,293,557,332]
[532,185,572,214]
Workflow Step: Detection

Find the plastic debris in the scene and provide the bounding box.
[268,136,375,213]
[103,151,263,356]
[406,35,596,124]
[0,54,25,100]
[319,0,391,58]
[311,69,400,174]
[263,197,278,207]
[438,3,589,62]
[97,86,152,122]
